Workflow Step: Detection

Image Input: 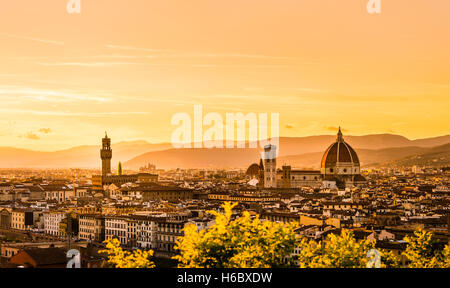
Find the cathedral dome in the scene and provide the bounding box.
[246,163,261,177]
[321,128,360,169]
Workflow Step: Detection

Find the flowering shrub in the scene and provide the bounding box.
[174,202,300,268]
[100,238,155,268]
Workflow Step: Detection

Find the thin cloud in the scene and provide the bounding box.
[294,88,324,93]
[191,64,291,68]
[39,128,52,134]
[36,62,143,67]
[92,54,157,59]
[0,85,110,103]
[200,53,294,60]
[24,132,40,140]
[36,60,290,69]
[0,109,149,117]
[2,33,64,46]
[106,44,170,53]
[325,126,349,133]
[285,124,295,129]
[106,44,297,60]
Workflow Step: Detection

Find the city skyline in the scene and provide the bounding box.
[1,0,449,151]
[0,0,449,272]
[1,129,450,152]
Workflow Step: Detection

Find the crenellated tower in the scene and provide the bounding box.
[100,132,112,176]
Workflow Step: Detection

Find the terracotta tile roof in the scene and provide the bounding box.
[19,248,67,266]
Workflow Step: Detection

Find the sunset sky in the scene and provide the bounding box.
[0,0,449,151]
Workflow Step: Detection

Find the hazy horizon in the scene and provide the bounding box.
[1,132,450,152]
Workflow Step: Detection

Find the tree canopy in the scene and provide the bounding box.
[100,238,155,268]
[174,202,299,268]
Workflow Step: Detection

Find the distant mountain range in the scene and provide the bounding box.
[375,143,450,168]
[0,141,173,169]
[277,144,450,169]
[124,134,450,170]
[1,134,449,169]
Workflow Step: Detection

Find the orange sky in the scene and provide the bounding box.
[0,0,449,151]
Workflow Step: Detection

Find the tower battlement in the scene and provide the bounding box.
[100,132,112,176]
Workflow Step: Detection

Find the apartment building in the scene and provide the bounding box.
[132,215,159,250]
[11,209,34,230]
[78,215,105,242]
[43,211,67,237]
[0,208,12,229]
[156,218,188,256]
[105,216,128,245]
[42,184,74,203]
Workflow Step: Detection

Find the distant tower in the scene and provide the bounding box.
[101,132,112,176]
[258,158,265,188]
[263,144,277,188]
[282,165,292,188]
[117,162,123,176]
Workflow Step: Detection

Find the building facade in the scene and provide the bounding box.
[156,218,187,257]
[0,208,11,229]
[79,215,105,242]
[133,215,159,250]
[277,166,322,189]
[43,211,66,237]
[105,216,128,245]
[42,185,74,203]
[11,209,34,231]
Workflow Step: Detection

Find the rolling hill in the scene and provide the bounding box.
[124,148,262,170]
[1,134,449,169]
[124,142,450,170]
[277,146,431,169]
[376,143,450,168]
[0,141,173,168]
